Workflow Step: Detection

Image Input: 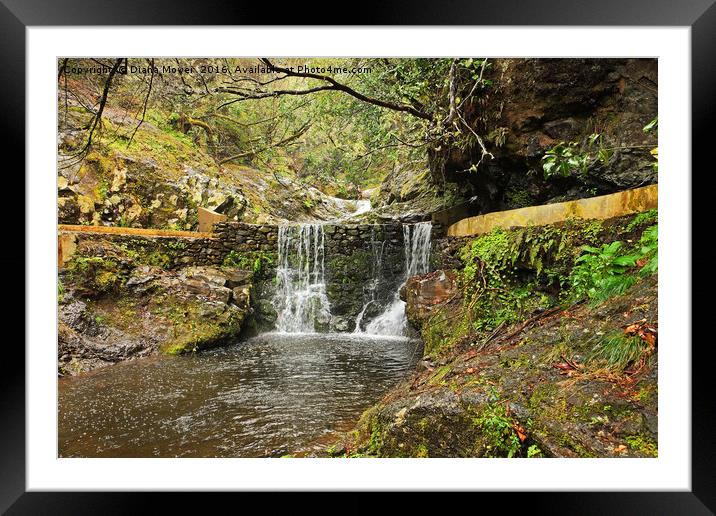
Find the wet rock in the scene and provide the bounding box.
[404,270,458,329]
[338,273,658,458]
[58,256,256,374]
[231,285,251,309]
[331,316,353,333]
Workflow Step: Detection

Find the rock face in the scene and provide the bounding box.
[57,107,375,229]
[58,240,255,375]
[333,214,658,458]
[340,276,658,458]
[403,270,458,329]
[374,58,658,224]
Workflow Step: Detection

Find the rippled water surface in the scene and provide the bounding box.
[58,333,421,457]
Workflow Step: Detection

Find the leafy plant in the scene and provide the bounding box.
[568,241,638,304]
[542,141,591,179]
[222,250,275,275]
[568,224,657,304]
[636,225,658,276]
[626,209,658,231]
[527,444,544,458]
[472,391,524,458]
[643,118,658,134]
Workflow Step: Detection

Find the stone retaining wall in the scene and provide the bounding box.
[58,220,440,333]
[212,222,278,252]
[322,224,406,330]
[59,222,281,269]
[447,184,658,237]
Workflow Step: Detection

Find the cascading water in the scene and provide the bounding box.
[273,224,331,333]
[364,222,432,337]
[353,227,385,333]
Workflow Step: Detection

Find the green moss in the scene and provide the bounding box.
[418,417,430,431]
[428,365,452,386]
[66,255,127,295]
[415,444,429,458]
[625,434,658,457]
[421,304,470,358]
[633,383,656,403]
[529,383,558,412]
[157,298,246,355]
[146,250,172,269]
[366,417,384,455]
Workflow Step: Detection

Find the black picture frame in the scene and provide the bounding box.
[2,1,711,512]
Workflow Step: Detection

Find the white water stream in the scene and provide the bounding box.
[270,191,431,337]
[273,224,331,333]
[363,222,432,336]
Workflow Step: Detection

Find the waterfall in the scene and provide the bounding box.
[364,222,432,337]
[273,224,331,333]
[403,222,432,278]
[353,227,385,332]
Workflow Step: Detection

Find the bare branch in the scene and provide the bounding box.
[127,58,155,148]
[259,58,432,120]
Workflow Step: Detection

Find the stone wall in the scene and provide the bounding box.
[60,222,280,269]
[447,184,658,237]
[59,220,441,333]
[322,224,405,331]
[212,222,278,253]
[60,231,220,268]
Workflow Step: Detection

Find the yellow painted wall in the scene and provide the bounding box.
[57,225,213,269]
[198,207,227,233]
[447,184,658,238]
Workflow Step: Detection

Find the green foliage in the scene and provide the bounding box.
[471,391,523,458]
[642,117,658,134]
[568,241,638,304]
[527,444,544,458]
[95,178,109,202]
[587,332,649,372]
[222,250,275,276]
[626,209,658,231]
[636,224,658,276]
[542,141,592,179]
[457,223,594,332]
[541,132,644,180]
[568,224,657,304]
[625,434,658,457]
[459,229,526,331]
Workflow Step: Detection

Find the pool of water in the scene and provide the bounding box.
[58,333,421,457]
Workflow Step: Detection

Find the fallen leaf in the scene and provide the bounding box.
[553,362,575,372]
[511,422,527,442]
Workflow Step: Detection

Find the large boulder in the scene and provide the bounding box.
[58,259,256,375]
[403,270,458,329]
